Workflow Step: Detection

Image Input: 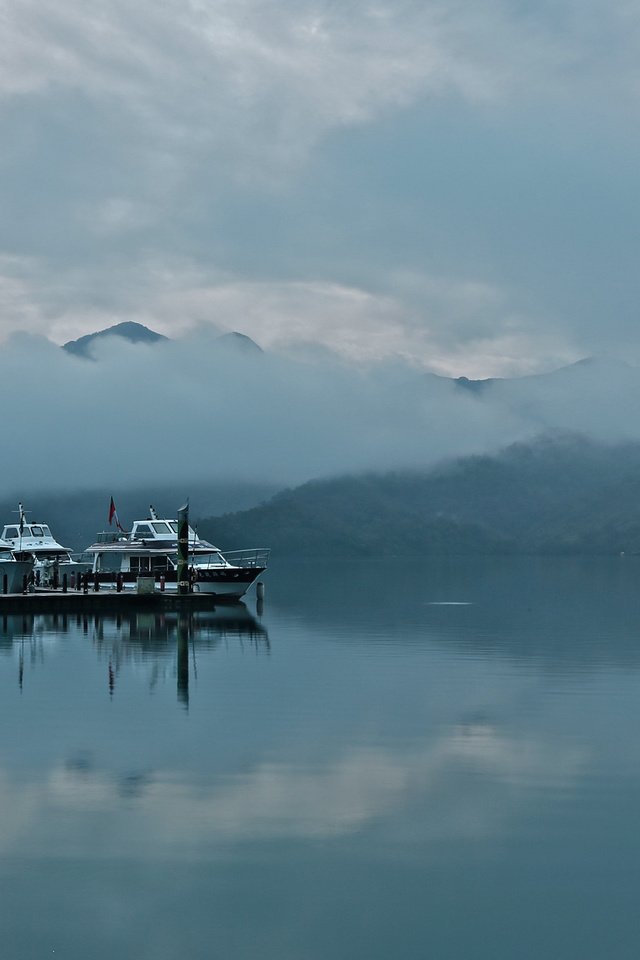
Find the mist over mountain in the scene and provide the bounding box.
[198,436,640,557]
[62,322,263,360]
[1,322,639,501]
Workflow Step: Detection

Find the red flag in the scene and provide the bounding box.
[108,497,124,532]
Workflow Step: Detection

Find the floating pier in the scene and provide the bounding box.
[0,588,234,613]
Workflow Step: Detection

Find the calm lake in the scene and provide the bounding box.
[2,556,640,958]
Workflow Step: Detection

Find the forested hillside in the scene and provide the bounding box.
[198,436,640,556]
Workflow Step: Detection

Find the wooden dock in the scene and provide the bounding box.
[0,589,232,613]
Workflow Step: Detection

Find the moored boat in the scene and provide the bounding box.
[84,506,268,600]
[1,504,90,585]
[0,539,33,593]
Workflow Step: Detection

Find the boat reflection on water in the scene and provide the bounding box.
[0,604,269,705]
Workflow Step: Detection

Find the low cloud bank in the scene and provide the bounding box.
[0,333,638,496]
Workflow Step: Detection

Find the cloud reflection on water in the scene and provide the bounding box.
[0,722,587,860]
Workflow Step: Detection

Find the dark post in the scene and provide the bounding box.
[94,573,100,593]
[2,574,6,595]
[177,501,189,596]
[62,573,68,594]
[22,574,27,595]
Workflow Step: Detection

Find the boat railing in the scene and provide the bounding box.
[222,548,270,568]
[94,530,130,544]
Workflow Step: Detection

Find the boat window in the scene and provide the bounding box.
[151,555,170,572]
[135,524,152,537]
[42,526,51,537]
[168,522,178,533]
[97,552,123,572]
[130,556,150,573]
[151,522,171,534]
[4,527,19,539]
[0,551,12,561]
[31,526,44,536]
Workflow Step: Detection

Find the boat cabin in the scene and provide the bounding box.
[1,521,73,561]
[3,523,55,542]
[130,519,196,541]
[88,512,227,575]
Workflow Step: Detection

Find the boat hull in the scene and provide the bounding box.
[83,567,265,601]
[0,559,34,593]
[192,568,265,598]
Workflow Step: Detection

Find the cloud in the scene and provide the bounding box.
[0,253,579,377]
[0,331,518,491]
[1,1,639,377]
[1,0,633,179]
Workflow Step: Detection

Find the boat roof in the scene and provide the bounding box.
[85,516,219,553]
[1,521,71,553]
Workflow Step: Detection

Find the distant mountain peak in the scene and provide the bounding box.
[63,322,168,359]
[216,331,263,353]
[63,323,263,359]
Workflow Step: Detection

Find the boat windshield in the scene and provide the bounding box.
[195,552,225,566]
[0,550,13,561]
[151,522,172,535]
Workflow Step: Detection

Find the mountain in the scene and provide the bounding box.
[449,356,633,396]
[8,434,640,556]
[63,322,264,359]
[197,435,640,557]
[63,321,168,358]
[216,331,263,354]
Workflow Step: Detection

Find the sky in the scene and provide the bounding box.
[1,0,640,378]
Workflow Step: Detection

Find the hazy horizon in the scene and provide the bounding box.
[0,330,635,497]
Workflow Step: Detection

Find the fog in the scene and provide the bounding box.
[1,332,638,497]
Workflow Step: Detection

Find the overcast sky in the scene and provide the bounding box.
[1,0,639,377]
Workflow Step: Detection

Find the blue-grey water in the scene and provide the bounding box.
[2,556,640,958]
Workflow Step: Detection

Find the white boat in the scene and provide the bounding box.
[0,539,33,593]
[84,506,269,600]
[1,504,89,585]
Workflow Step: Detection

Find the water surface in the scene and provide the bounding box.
[1,557,640,958]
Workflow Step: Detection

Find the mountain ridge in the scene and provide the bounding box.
[197,435,640,557]
[62,322,263,359]
[63,321,169,358]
